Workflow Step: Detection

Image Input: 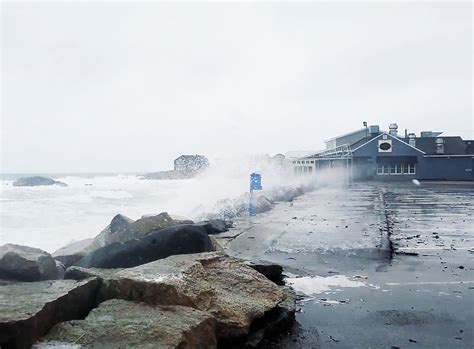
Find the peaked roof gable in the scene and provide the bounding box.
[352,132,426,156]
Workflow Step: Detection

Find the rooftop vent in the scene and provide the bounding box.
[408,133,416,147]
[389,123,398,137]
[369,125,379,134]
[421,131,432,138]
[435,138,445,154]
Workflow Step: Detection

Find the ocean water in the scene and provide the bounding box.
[0,172,251,253]
[0,161,311,253]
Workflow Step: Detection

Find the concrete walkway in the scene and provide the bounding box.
[219,182,474,348]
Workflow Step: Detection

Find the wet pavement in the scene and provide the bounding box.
[218,182,474,348]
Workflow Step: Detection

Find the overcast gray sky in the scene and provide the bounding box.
[1,1,472,173]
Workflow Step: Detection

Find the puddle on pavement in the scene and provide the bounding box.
[286,274,380,302]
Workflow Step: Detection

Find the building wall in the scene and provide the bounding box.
[417,157,474,181]
[295,132,473,181]
[352,134,473,181]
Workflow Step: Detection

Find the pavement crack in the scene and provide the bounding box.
[377,187,395,260]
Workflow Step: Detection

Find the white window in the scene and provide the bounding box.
[377,164,384,174]
[377,163,415,175]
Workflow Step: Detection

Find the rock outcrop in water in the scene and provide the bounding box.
[12,176,68,187]
[0,244,58,282]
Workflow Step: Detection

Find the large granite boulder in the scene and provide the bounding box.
[93,214,135,246]
[76,224,215,268]
[132,212,194,237]
[0,244,58,282]
[0,278,99,349]
[96,252,286,339]
[35,299,217,349]
[52,238,98,268]
[12,176,67,187]
[93,212,193,247]
[53,213,197,268]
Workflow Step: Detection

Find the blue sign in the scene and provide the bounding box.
[250,173,262,191]
[248,173,262,217]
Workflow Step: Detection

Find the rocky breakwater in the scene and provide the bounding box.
[0,252,295,348]
[201,185,309,221]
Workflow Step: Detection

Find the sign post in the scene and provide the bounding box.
[248,173,262,219]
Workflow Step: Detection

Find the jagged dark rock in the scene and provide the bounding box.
[131,213,194,238]
[12,176,67,187]
[55,260,66,279]
[0,244,58,282]
[64,266,119,281]
[194,219,233,235]
[222,287,297,348]
[93,214,135,246]
[0,278,99,349]
[53,213,195,267]
[247,262,284,285]
[75,225,215,268]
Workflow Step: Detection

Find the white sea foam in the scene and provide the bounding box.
[89,190,133,199]
[286,275,368,295]
[0,159,319,252]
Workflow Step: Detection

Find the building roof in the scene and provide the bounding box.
[352,132,426,155]
[174,154,208,161]
[351,134,473,156]
[285,150,318,159]
[350,134,381,150]
[324,128,366,143]
[407,136,474,155]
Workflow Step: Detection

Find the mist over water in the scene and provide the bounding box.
[0,157,334,252]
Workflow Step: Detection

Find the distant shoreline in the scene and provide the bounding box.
[0,173,148,181]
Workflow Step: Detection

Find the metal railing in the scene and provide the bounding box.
[301,143,353,160]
